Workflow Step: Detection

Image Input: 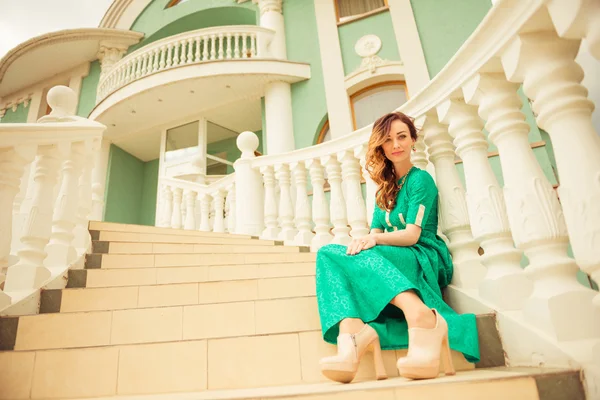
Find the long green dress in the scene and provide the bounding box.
[315,167,480,363]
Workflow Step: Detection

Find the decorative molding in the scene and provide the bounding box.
[344,61,405,94]
[99,0,152,30]
[257,0,282,15]
[354,34,389,74]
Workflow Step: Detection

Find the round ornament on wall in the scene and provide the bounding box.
[354,34,382,58]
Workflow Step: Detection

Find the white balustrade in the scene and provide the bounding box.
[212,190,226,233]
[260,165,280,240]
[97,26,275,102]
[170,187,183,229]
[183,189,197,230]
[226,184,236,233]
[275,164,297,241]
[290,162,314,246]
[307,159,332,251]
[338,150,369,239]
[322,155,351,246]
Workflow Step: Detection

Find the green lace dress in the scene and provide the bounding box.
[315,167,480,363]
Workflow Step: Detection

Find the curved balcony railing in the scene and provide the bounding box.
[96,25,275,103]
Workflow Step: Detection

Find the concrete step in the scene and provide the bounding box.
[68,262,316,288]
[65,368,584,400]
[89,221,253,239]
[0,328,500,399]
[92,241,309,255]
[41,276,317,313]
[84,252,317,269]
[91,230,280,246]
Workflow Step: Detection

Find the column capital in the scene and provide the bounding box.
[255,0,282,15]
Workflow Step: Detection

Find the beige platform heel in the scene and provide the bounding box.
[396,309,456,380]
[320,324,388,384]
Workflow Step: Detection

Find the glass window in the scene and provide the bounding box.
[337,0,387,22]
[206,121,238,176]
[164,121,199,162]
[351,82,408,130]
[317,120,331,144]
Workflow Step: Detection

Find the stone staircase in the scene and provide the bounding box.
[0,222,586,399]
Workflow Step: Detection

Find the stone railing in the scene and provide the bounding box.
[156,174,236,234]
[0,86,106,314]
[96,25,276,102]
[225,0,600,391]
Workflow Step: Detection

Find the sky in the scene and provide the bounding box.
[0,0,113,58]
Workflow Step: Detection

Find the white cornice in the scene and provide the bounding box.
[100,0,153,30]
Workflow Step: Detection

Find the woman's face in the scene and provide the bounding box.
[381,119,414,164]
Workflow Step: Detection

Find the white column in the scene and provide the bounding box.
[183,189,197,230]
[502,32,600,339]
[307,159,332,251]
[27,91,43,122]
[260,165,281,240]
[162,185,173,228]
[45,142,86,269]
[338,150,369,238]
[438,98,531,310]
[291,162,313,246]
[234,132,264,236]
[275,164,297,241]
[322,154,351,245]
[257,0,286,59]
[0,145,36,270]
[354,145,377,227]
[170,187,183,229]
[423,114,486,289]
[313,0,354,138]
[4,145,61,292]
[91,138,111,221]
[212,190,226,233]
[264,81,295,154]
[387,0,431,94]
[199,193,212,232]
[226,184,236,234]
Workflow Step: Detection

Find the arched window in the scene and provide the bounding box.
[335,0,388,23]
[166,0,182,8]
[316,120,331,144]
[350,81,408,130]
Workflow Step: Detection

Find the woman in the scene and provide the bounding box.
[316,112,480,384]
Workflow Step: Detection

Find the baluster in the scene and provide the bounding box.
[173,41,181,66]
[226,33,233,59]
[234,33,240,58]
[170,187,183,229]
[242,33,248,58]
[322,155,351,245]
[72,139,95,258]
[152,48,160,72]
[545,0,600,60]
[275,164,297,241]
[354,145,377,227]
[212,190,226,233]
[438,97,531,310]
[46,142,87,268]
[411,123,428,170]
[194,37,201,62]
[199,193,212,232]
[260,165,280,240]
[202,36,209,61]
[338,150,369,239]
[0,145,36,270]
[502,31,600,338]
[250,33,257,57]
[166,44,174,67]
[307,159,332,250]
[226,184,236,233]
[423,114,486,288]
[187,38,194,64]
[162,185,173,227]
[218,33,225,60]
[4,145,62,291]
[210,34,217,60]
[183,189,197,230]
[290,162,313,246]
[141,53,148,76]
[159,46,167,69]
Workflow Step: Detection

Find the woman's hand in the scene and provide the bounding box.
[346,234,378,256]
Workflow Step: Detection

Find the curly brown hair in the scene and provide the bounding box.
[365,112,418,211]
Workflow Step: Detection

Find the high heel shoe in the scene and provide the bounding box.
[396,309,456,380]
[319,324,388,383]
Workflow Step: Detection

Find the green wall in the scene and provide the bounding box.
[411,0,492,77]
[77,61,101,118]
[0,102,28,123]
[129,0,258,52]
[104,144,158,226]
[284,0,328,150]
[338,10,401,75]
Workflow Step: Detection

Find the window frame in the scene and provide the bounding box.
[334,0,389,25]
[316,119,331,145]
[349,80,409,130]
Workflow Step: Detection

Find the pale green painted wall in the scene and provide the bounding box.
[0,103,28,123]
[104,144,158,226]
[129,0,258,52]
[284,0,328,150]
[338,10,401,76]
[77,61,101,118]
[140,159,160,226]
[411,0,492,77]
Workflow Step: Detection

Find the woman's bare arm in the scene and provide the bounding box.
[373,224,421,247]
